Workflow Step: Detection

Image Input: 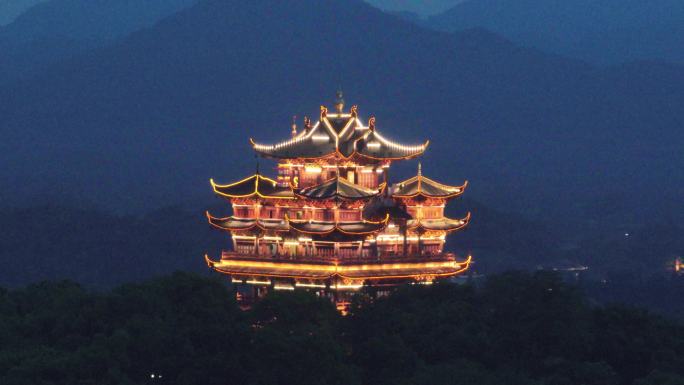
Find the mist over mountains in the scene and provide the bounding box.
[366,0,462,16]
[427,0,684,65]
[0,0,45,25]
[0,0,196,84]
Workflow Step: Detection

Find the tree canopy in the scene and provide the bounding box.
[1,271,682,385]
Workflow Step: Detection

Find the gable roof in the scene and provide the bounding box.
[250,107,428,160]
[392,172,467,199]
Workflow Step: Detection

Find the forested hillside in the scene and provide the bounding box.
[1,272,682,384]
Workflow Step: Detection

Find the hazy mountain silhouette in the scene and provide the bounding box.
[427,0,684,64]
[0,0,682,224]
[366,0,463,16]
[0,0,197,84]
[0,205,220,287]
[0,0,45,25]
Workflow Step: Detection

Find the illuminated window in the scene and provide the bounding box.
[358,170,376,188]
[346,170,356,184]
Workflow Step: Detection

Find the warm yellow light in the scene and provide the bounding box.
[213,258,469,274]
[274,285,295,291]
[295,282,327,289]
[245,279,271,285]
[373,131,428,152]
[262,236,282,241]
[304,164,322,173]
[334,283,363,290]
[207,254,473,281]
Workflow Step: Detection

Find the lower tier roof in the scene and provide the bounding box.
[205,254,471,280]
[207,212,289,232]
[207,212,389,235]
[408,213,471,232]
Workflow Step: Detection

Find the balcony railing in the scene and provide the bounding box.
[220,250,457,265]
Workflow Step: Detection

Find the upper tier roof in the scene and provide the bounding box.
[250,106,428,160]
[296,176,384,200]
[392,167,467,199]
[211,174,294,199]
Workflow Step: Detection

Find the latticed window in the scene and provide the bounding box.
[339,210,360,221]
[262,207,275,218]
[422,207,443,219]
[339,247,359,259]
[316,246,334,257]
[313,210,327,221]
[423,244,441,254]
[288,209,304,219]
[300,170,320,187]
[235,242,254,254]
[358,170,377,188]
[233,207,255,218]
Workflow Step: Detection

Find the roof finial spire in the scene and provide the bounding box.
[291,115,297,137]
[334,89,344,113]
[255,157,260,175]
[418,162,422,177]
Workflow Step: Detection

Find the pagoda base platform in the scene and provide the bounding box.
[205,252,471,286]
[206,252,471,314]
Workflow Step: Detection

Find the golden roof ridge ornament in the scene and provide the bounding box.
[334,90,344,113]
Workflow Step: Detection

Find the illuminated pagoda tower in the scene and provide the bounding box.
[205,93,472,305]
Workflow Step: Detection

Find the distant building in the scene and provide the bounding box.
[205,93,471,308]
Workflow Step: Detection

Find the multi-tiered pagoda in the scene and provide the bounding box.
[205,93,471,305]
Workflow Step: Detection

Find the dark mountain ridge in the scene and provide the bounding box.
[0,0,681,222]
[0,0,197,84]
